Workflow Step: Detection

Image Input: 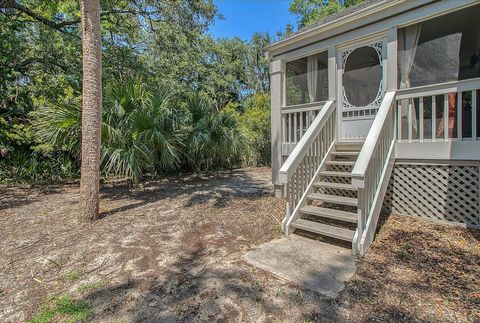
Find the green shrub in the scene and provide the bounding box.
[240,92,271,166]
[185,93,246,171]
[25,77,250,183]
[101,78,186,182]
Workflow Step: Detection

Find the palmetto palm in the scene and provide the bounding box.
[185,93,246,171]
[101,79,186,182]
[33,101,81,156]
[33,79,247,182]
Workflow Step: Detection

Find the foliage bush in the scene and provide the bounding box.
[101,79,185,182]
[239,92,271,166]
[0,109,80,183]
[10,77,259,184]
[184,93,247,171]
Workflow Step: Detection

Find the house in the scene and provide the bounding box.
[267,0,480,255]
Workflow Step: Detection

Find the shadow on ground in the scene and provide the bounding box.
[98,169,270,219]
[81,239,341,322]
[0,184,70,211]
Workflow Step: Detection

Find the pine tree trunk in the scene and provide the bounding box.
[79,0,102,221]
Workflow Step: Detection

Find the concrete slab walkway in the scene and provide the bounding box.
[243,235,356,297]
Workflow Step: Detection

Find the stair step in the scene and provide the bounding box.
[308,193,358,206]
[319,170,352,177]
[300,205,357,223]
[292,219,355,241]
[314,181,357,191]
[335,142,363,151]
[330,151,359,156]
[326,160,355,166]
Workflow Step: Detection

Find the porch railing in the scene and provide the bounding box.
[352,91,396,255]
[396,78,480,143]
[279,100,336,233]
[281,102,325,155]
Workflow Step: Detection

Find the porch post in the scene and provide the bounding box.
[270,59,283,198]
[386,27,398,91]
[328,46,337,100]
[328,46,339,140]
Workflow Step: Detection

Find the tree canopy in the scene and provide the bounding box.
[0,0,273,183]
[289,0,363,28]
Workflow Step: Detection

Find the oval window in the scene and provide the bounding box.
[343,46,382,107]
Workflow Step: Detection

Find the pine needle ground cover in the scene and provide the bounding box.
[1,168,478,322]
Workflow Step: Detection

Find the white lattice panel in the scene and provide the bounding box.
[384,164,480,227]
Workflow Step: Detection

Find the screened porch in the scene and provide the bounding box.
[278,3,480,160]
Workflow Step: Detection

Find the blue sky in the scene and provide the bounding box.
[209,0,296,41]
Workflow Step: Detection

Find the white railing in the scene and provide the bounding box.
[281,102,325,148]
[396,78,480,143]
[351,91,396,255]
[279,100,336,233]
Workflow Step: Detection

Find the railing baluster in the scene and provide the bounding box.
[288,114,292,143]
[302,158,306,199]
[432,95,436,142]
[306,147,310,192]
[473,90,477,141]
[309,144,312,183]
[301,160,303,206]
[295,168,299,209]
[300,112,304,138]
[397,102,402,142]
[444,94,449,141]
[327,118,331,148]
[457,92,462,140]
[419,97,424,142]
[330,116,333,141]
[322,127,326,160]
[408,101,413,142]
[294,113,298,143]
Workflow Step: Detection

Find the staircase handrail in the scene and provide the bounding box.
[279,100,336,233]
[351,91,397,255]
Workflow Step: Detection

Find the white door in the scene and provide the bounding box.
[337,38,387,141]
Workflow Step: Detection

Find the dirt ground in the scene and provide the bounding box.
[1,167,479,322]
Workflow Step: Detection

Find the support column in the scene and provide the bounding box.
[328,46,339,140]
[270,59,283,198]
[386,27,398,91]
[328,46,337,100]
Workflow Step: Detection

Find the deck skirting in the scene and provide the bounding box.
[384,161,480,228]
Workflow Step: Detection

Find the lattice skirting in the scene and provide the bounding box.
[383,162,480,227]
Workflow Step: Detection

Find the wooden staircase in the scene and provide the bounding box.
[291,142,362,244]
[279,96,397,254]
